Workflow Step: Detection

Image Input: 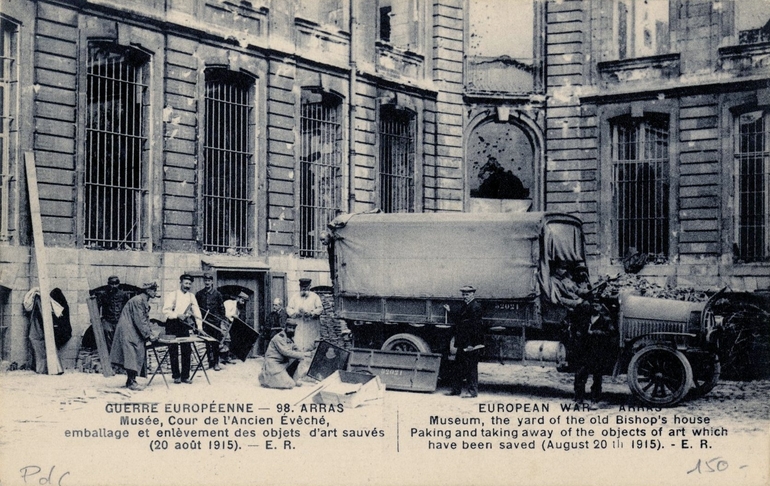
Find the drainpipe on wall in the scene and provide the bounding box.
[348,0,357,212]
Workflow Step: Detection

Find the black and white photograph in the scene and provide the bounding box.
[0,0,768,485]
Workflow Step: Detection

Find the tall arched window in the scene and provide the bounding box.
[735,109,770,262]
[299,90,343,258]
[468,121,533,203]
[202,68,255,254]
[84,43,149,249]
[611,114,670,259]
[379,105,415,213]
[0,19,18,242]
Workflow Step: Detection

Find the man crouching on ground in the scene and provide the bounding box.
[258,320,312,389]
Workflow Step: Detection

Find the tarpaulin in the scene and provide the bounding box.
[539,221,587,303]
[328,212,584,300]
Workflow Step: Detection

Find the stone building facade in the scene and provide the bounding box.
[545,0,770,290]
[0,0,767,368]
[0,0,466,367]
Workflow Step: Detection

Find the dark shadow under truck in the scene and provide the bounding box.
[325,211,722,407]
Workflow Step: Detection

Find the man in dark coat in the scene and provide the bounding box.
[97,275,130,350]
[195,273,226,371]
[444,285,485,398]
[258,319,311,389]
[261,297,287,355]
[110,282,159,390]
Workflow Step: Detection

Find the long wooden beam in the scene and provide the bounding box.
[25,152,63,375]
[86,296,114,377]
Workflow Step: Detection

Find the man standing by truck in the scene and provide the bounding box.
[444,285,484,398]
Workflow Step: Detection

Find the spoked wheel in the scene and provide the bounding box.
[628,345,693,407]
[382,333,431,353]
[688,353,721,398]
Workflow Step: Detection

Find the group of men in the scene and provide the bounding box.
[551,260,616,408]
[104,273,325,391]
[104,273,250,390]
[103,264,611,402]
[442,260,615,407]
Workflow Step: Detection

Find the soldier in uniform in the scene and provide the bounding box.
[258,319,312,389]
[262,298,287,355]
[556,262,615,408]
[195,273,226,371]
[97,276,130,350]
[110,282,159,390]
[444,285,484,398]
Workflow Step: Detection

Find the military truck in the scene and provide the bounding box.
[325,211,721,406]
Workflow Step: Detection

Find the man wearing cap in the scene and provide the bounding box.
[222,291,249,364]
[97,275,130,350]
[195,273,226,371]
[110,282,159,390]
[286,278,324,353]
[551,261,592,314]
[443,285,484,398]
[258,319,312,389]
[162,274,203,384]
[262,298,287,355]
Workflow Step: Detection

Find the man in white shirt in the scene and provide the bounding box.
[162,273,202,384]
[286,278,324,352]
[221,291,248,364]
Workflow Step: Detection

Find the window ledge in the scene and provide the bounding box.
[293,17,350,66]
[597,53,681,85]
[718,42,770,75]
[375,41,424,79]
[294,17,350,41]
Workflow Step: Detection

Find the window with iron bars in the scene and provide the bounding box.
[0,287,8,362]
[379,105,415,213]
[735,110,770,262]
[0,19,18,242]
[299,91,343,258]
[612,115,670,260]
[203,69,255,254]
[84,43,149,250]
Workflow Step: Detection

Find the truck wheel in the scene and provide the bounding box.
[382,333,431,353]
[627,345,693,407]
[689,354,720,398]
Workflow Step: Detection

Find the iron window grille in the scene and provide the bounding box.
[379,105,415,213]
[0,287,7,361]
[202,69,255,254]
[612,115,670,260]
[735,110,770,262]
[84,43,149,250]
[0,19,17,242]
[299,91,343,258]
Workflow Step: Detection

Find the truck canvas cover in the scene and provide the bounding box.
[328,212,584,300]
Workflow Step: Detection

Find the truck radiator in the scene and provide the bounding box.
[622,319,688,341]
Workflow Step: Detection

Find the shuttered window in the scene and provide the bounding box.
[612,115,670,259]
[202,69,255,254]
[84,44,149,249]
